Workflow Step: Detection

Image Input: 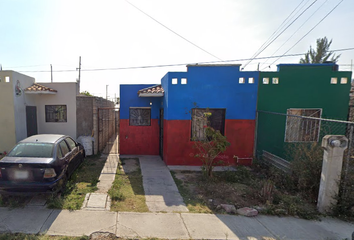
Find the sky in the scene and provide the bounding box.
[1,0,353,100]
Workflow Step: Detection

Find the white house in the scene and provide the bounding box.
[0,70,79,153]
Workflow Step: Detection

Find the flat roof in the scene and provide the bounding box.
[187,64,242,67]
[277,63,337,67]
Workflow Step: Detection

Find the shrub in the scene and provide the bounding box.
[288,143,323,202]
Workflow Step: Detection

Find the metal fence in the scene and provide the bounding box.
[98,108,119,153]
[256,110,354,196]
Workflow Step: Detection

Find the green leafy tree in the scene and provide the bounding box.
[300,37,340,63]
[80,91,93,96]
[193,110,230,178]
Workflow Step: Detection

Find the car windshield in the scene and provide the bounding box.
[7,143,54,158]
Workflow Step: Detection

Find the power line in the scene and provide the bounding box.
[242,0,318,69]
[15,47,354,73]
[247,0,307,64]
[260,0,328,69]
[263,0,344,70]
[125,0,223,61]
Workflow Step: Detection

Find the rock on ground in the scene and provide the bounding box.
[237,207,258,217]
[220,204,237,214]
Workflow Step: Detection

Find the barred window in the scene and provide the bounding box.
[45,105,67,122]
[191,108,225,141]
[285,109,322,142]
[129,107,151,126]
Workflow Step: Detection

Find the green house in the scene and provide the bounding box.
[256,63,352,161]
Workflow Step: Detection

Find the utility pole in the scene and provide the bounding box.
[77,56,81,93]
[78,56,81,82]
[106,85,108,100]
[51,64,53,82]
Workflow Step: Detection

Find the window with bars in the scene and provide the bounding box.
[45,105,67,122]
[129,107,151,126]
[191,108,225,141]
[285,108,322,142]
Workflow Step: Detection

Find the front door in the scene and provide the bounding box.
[159,108,164,159]
[26,106,38,137]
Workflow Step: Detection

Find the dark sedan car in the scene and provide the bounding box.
[0,134,85,194]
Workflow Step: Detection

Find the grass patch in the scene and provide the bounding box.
[46,154,106,210]
[109,158,148,212]
[0,233,88,240]
[0,154,105,210]
[171,171,212,213]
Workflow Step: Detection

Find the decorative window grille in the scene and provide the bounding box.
[45,105,67,122]
[285,108,322,142]
[191,108,225,141]
[129,107,151,126]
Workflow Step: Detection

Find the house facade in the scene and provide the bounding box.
[25,82,79,138]
[0,71,36,153]
[256,63,352,160]
[119,64,259,166]
[119,84,162,156]
[0,70,93,154]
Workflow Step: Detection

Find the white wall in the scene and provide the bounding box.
[35,82,77,139]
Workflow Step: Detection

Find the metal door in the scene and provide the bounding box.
[98,107,119,154]
[26,106,38,137]
[159,108,164,159]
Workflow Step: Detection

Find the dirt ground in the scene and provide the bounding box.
[173,170,260,210]
[172,168,319,218]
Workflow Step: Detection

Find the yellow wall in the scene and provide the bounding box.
[0,71,16,152]
[12,72,36,143]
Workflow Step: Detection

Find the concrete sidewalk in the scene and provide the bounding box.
[121,155,188,212]
[82,135,119,211]
[1,206,354,240]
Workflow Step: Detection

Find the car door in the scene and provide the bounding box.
[65,137,80,170]
[58,140,74,176]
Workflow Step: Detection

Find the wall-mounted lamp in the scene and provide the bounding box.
[150,102,152,106]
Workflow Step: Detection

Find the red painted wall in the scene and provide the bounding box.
[163,119,255,166]
[120,119,160,155]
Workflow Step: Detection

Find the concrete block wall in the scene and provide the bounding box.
[77,96,94,137]
[77,96,115,154]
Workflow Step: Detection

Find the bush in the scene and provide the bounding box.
[288,143,323,202]
[332,159,354,220]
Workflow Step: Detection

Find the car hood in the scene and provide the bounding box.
[0,157,54,164]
